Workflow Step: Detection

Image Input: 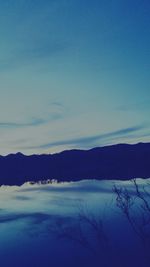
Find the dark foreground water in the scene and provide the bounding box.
[0,179,149,267]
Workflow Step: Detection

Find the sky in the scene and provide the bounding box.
[0,0,150,155]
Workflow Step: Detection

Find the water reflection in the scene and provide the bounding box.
[0,179,149,267]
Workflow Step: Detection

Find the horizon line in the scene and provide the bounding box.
[1,141,149,157]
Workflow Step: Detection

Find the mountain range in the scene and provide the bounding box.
[0,142,150,185]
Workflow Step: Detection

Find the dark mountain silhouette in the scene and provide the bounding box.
[0,142,150,185]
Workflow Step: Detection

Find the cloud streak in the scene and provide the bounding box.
[25,124,148,150]
[0,118,45,128]
[0,113,64,129]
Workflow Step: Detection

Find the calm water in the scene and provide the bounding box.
[0,179,149,267]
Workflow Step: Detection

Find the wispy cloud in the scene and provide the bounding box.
[49,101,67,117]
[0,118,45,128]
[50,102,65,108]
[0,101,67,130]
[25,124,148,150]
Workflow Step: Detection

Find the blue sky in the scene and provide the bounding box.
[0,0,150,155]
